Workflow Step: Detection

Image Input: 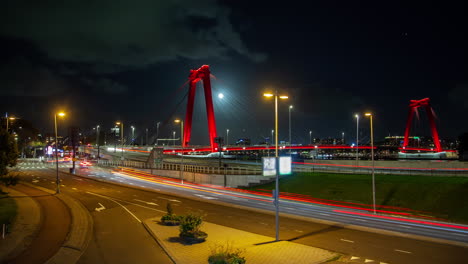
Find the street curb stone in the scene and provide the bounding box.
[21,182,94,264]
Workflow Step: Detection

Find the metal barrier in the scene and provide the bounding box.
[97,159,263,175]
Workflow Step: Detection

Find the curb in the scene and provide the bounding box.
[21,182,94,264]
[142,219,177,264]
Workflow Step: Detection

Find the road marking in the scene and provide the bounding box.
[350,256,360,260]
[340,239,354,243]
[95,203,106,212]
[394,249,411,254]
[398,225,412,229]
[72,188,78,191]
[157,197,180,202]
[294,230,303,233]
[134,199,158,206]
[355,219,367,222]
[86,192,142,223]
[318,213,330,216]
[364,259,374,263]
[194,194,217,200]
[259,222,268,225]
[32,180,39,183]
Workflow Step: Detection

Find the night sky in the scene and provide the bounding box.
[0,1,467,145]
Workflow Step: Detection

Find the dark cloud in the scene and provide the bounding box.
[0,57,70,96]
[0,0,266,71]
[81,77,128,94]
[448,83,468,109]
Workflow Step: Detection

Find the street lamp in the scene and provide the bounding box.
[6,116,16,132]
[365,112,376,214]
[96,125,100,160]
[175,119,184,184]
[54,112,65,194]
[116,121,124,159]
[355,114,359,164]
[309,130,312,145]
[131,126,135,145]
[172,131,176,146]
[271,129,274,145]
[342,132,345,144]
[263,90,288,241]
[226,129,229,146]
[289,105,293,148]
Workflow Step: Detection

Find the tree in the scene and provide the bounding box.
[0,128,19,177]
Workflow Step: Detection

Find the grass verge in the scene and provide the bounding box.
[243,172,468,223]
[0,191,17,231]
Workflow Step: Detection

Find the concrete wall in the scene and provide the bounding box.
[136,168,275,188]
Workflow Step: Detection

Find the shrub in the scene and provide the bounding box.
[208,241,246,264]
[160,202,181,225]
[179,213,207,242]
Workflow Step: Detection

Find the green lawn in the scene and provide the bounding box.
[0,192,17,229]
[244,172,468,223]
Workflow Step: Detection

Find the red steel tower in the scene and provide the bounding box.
[183,65,218,151]
[402,98,442,152]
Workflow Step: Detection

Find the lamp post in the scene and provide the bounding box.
[226,129,229,146]
[309,130,312,145]
[131,126,135,145]
[172,131,176,146]
[55,112,65,194]
[116,122,124,159]
[342,132,345,144]
[156,121,161,145]
[6,116,16,132]
[96,125,100,160]
[271,129,274,145]
[355,114,359,163]
[365,112,376,214]
[175,119,184,184]
[146,128,148,146]
[264,90,288,242]
[289,105,293,148]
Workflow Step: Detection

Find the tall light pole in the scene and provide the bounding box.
[131,126,135,145]
[172,131,176,146]
[55,112,65,194]
[175,119,184,184]
[365,112,376,214]
[116,121,124,159]
[96,125,100,160]
[264,90,288,242]
[145,128,148,146]
[271,129,274,145]
[342,131,345,144]
[156,121,161,145]
[309,130,312,145]
[355,114,359,163]
[6,115,16,133]
[289,105,293,147]
[226,129,229,146]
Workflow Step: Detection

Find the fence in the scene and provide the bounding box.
[97,159,263,175]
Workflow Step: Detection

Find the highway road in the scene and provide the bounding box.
[16,161,468,264]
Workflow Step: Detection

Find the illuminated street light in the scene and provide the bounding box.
[355,114,359,164]
[263,90,288,241]
[226,129,229,146]
[131,126,135,145]
[365,112,376,214]
[116,121,124,159]
[55,112,66,194]
[175,119,184,184]
[5,115,16,132]
[309,130,312,145]
[289,105,293,153]
[218,93,224,99]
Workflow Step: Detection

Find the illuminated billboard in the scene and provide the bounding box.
[262,157,276,176]
[279,156,292,175]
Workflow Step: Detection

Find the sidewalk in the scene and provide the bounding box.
[144,217,339,264]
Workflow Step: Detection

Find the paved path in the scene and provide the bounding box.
[6,184,71,264]
[144,217,338,264]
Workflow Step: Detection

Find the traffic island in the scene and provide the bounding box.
[143,217,338,264]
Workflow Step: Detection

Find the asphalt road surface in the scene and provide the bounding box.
[16,163,468,264]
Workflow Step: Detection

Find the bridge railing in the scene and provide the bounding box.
[97,159,263,175]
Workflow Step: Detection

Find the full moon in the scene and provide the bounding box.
[218,93,224,99]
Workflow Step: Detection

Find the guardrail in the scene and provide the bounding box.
[97,159,262,175]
